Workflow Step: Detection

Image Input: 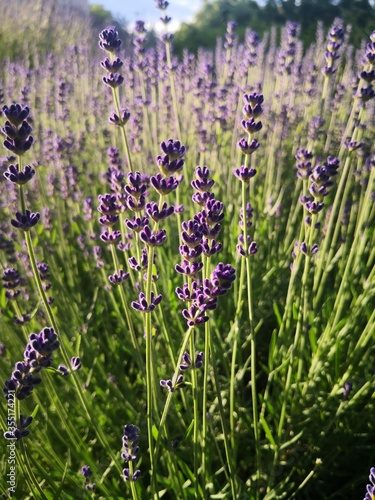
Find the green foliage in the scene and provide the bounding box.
[0,0,93,65]
[0,0,130,65]
[174,0,375,54]
[0,9,374,500]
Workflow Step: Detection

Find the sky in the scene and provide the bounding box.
[88,0,203,30]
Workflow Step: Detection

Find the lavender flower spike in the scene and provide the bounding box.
[121,424,140,461]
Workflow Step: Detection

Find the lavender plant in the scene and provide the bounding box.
[0,5,374,500]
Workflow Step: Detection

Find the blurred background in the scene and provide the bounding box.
[0,0,374,64]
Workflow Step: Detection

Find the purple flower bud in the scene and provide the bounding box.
[81,465,93,479]
[241,118,262,134]
[145,201,174,222]
[242,92,264,118]
[342,381,353,400]
[304,200,324,214]
[70,357,81,371]
[357,84,375,102]
[11,210,40,231]
[139,225,166,246]
[160,374,185,392]
[2,104,30,126]
[175,281,200,302]
[131,292,162,313]
[100,57,123,72]
[98,193,120,214]
[125,215,149,232]
[175,259,203,278]
[108,269,130,285]
[182,305,209,327]
[102,73,124,88]
[194,351,204,368]
[127,194,146,212]
[150,173,180,195]
[156,155,185,176]
[179,351,192,370]
[237,138,260,155]
[160,139,185,160]
[201,238,222,257]
[99,214,119,226]
[4,164,35,185]
[99,27,122,53]
[155,0,169,9]
[179,243,203,261]
[58,364,70,376]
[109,109,130,126]
[211,263,236,289]
[3,135,34,156]
[100,230,121,244]
[233,165,257,182]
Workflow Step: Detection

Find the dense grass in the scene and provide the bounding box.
[0,7,374,500]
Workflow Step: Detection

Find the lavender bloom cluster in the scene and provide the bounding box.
[322,20,344,77]
[160,351,204,393]
[121,424,141,482]
[3,327,59,440]
[356,30,375,104]
[3,414,33,441]
[173,166,235,327]
[233,92,264,256]
[99,27,131,128]
[155,0,174,42]
[2,267,21,300]
[294,151,340,256]
[3,327,60,401]
[277,21,300,75]
[2,104,40,230]
[153,138,185,195]
[296,151,340,212]
[80,465,96,491]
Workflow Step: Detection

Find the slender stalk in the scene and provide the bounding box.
[15,398,48,500]
[110,69,134,173]
[241,179,260,494]
[110,244,145,377]
[144,243,157,498]
[128,461,139,500]
[154,327,194,463]
[189,333,199,500]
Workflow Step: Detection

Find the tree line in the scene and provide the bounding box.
[173,0,375,54]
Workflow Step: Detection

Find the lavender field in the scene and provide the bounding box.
[0,1,374,499]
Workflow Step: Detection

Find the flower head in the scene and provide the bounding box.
[99,27,122,53]
[11,210,40,231]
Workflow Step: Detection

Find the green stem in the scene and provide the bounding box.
[128,461,139,500]
[189,334,200,499]
[154,327,194,464]
[144,243,157,498]
[15,398,48,499]
[241,179,260,494]
[110,244,145,377]
[111,79,134,173]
